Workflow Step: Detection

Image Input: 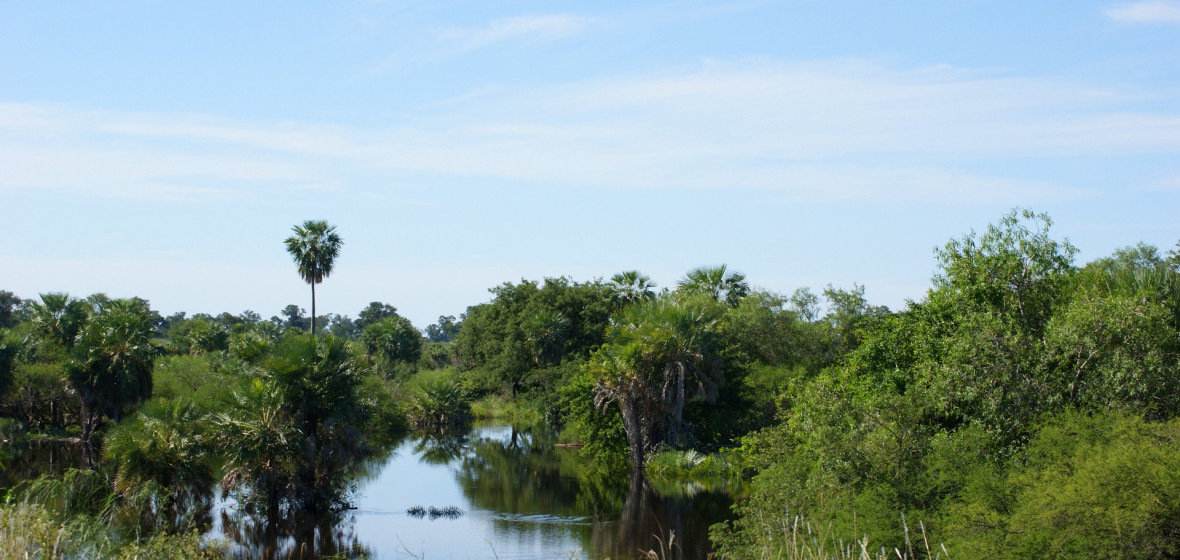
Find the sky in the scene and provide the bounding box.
[1,0,1178,329]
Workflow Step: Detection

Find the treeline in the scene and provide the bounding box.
[3,208,1180,559]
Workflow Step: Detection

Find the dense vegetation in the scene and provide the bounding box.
[2,209,1179,558]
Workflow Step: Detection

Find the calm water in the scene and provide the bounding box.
[2,426,737,559]
[210,424,736,559]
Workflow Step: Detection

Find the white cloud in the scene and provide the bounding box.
[437,14,592,51]
[1104,1,1180,23]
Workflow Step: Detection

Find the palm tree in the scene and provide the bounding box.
[28,292,90,349]
[609,271,657,307]
[105,398,214,528]
[676,264,749,307]
[284,220,343,335]
[70,299,155,443]
[591,296,724,470]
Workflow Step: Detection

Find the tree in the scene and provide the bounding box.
[608,271,657,307]
[280,304,306,330]
[360,316,422,366]
[355,302,398,331]
[28,292,90,350]
[104,398,215,527]
[69,298,156,443]
[284,220,343,336]
[676,265,749,307]
[590,296,725,470]
[425,315,460,342]
[455,277,613,396]
[215,335,370,515]
[0,290,22,329]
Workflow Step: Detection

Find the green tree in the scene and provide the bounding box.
[590,296,725,470]
[354,302,398,331]
[104,399,215,528]
[425,315,460,342]
[70,299,156,443]
[360,315,422,367]
[217,335,369,514]
[676,265,749,307]
[283,220,343,336]
[28,292,90,350]
[0,290,21,329]
[455,277,612,397]
[608,270,657,307]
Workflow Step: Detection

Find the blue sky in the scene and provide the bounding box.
[2,0,1178,328]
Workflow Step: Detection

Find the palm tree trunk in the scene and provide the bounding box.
[311,282,316,335]
[619,398,646,472]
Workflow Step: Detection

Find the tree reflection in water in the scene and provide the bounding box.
[218,508,372,560]
[201,424,735,559]
[450,425,734,559]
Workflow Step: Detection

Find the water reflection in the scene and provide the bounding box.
[4,425,736,559]
[0,438,87,491]
[218,508,372,560]
[445,425,735,559]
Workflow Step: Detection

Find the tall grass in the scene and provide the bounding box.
[716,513,947,560]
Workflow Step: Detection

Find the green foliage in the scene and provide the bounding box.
[354,302,399,331]
[454,277,612,397]
[0,290,21,329]
[0,329,18,400]
[676,264,750,307]
[590,295,726,469]
[943,410,1180,559]
[406,377,472,429]
[360,315,422,372]
[150,355,235,407]
[0,501,74,560]
[723,210,1180,559]
[359,375,408,444]
[167,317,228,355]
[69,299,156,442]
[215,334,372,514]
[469,394,543,426]
[557,365,628,472]
[424,314,460,343]
[0,499,223,560]
[113,531,226,560]
[1,361,76,433]
[608,270,657,307]
[27,293,90,350]
[227,321,282,363]
[104,399,214,523]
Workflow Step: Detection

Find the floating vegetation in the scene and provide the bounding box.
[405,505,464,519]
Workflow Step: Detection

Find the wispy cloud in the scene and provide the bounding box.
[2,59,1176,204]
[437,14,593,52]
[1103,1,1180,23]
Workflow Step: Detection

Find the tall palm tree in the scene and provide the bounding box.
[284,220,343,335]
[676,264,750,307]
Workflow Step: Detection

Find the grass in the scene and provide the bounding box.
[719,513,948,560]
